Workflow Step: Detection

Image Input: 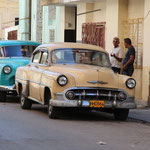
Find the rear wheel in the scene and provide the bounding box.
[114,109,129,121]
[20,91,32,109]
[0,92,6,102]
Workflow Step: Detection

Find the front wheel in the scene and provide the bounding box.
[0,92,6,102]
[48,101,61,119]
[114,109,129,121]
[20,92,32,109]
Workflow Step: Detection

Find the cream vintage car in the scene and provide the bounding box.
[15,43,136,120]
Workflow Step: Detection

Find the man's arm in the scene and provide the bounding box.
[113,54,122,62]
[111,49,123,62]
[123,55,135,70]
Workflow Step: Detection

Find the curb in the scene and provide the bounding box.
[135,99,149,109]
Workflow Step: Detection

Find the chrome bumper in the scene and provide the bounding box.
[51,87,136,109]
[0,85,16,92]
[50,97,136,109]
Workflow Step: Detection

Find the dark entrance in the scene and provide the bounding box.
[65,30,76,42]
[64,6,77,43]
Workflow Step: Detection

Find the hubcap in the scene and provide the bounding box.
[48,104,52,115]
[21,94,25,106]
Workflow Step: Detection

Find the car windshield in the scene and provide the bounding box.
[51,48,111,68]
[0,45,37,57]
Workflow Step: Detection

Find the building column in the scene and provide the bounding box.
[105,0,128,52]
[55,6,65,42]
[42,5,65,43]
[18,0,30,40]
[31,0,38,41]
[142,0,150,102]
[42,6,50,43]
[77,3,86,42]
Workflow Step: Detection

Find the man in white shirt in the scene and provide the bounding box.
[110,37,123,74]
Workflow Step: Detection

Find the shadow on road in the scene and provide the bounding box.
[5,95,20,103]
[3,96,144,124]
[30,105,138,123]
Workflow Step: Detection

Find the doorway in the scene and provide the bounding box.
[64,6,77,43]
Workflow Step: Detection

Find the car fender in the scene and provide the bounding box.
[15,66,30,96]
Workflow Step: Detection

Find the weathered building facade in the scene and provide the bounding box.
[19,0,150,106]
[0,0,19,40]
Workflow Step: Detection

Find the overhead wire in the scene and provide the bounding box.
[144,9,150,20]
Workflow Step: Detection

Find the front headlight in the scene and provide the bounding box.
[57,75,68,86]
[126,78,136,89]
[3,66,12,74]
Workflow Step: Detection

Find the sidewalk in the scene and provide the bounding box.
[129,108,150,123]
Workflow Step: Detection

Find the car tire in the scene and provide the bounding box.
[0,92,6,102]
[114,109,129,121]
[20,92,32,109]
[48,101,61,119]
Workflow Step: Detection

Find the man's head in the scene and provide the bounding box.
[124,38,132,48]
[113,37,120,48]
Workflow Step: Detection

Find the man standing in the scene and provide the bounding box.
[110,37,123,74]
[122,38,135,76]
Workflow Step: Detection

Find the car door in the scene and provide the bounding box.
[29,49,43,101]
[37,49,49,103]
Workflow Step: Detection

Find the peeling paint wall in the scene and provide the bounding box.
[0,0,19,40]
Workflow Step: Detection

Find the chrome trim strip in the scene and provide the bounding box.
[0,85,16,91]
[16,78,50,87]
[63,87,128,96]
[74,93,116,97]
[88,81,108,84]
[16,78,27,81]
[28,96,44,105]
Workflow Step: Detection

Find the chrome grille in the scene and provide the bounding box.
[65,88,122,101]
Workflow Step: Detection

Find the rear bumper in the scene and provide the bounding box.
[0,85,16,92]
[50,97,136,109]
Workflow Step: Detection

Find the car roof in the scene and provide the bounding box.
[0,40,40,47]
[38,42,107,53]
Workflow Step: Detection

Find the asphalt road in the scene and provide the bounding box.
[0,97,150,150]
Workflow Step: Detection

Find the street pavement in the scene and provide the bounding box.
[0,97,150,150]
[129,108,150,123]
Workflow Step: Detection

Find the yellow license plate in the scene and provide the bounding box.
[90,100,104,108]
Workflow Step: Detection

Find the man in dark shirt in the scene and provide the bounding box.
[122,38,135,76]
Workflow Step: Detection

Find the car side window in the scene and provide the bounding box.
[21,46,37,57]
[32,51,40,63]
[0,47,4,57]
[40,51,48,65]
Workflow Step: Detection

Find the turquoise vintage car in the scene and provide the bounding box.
[0,40,40,102]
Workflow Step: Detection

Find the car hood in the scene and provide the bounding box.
[0,57,30,69]
[50,64,119,88]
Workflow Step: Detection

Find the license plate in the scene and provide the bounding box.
[90,100,104,108]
